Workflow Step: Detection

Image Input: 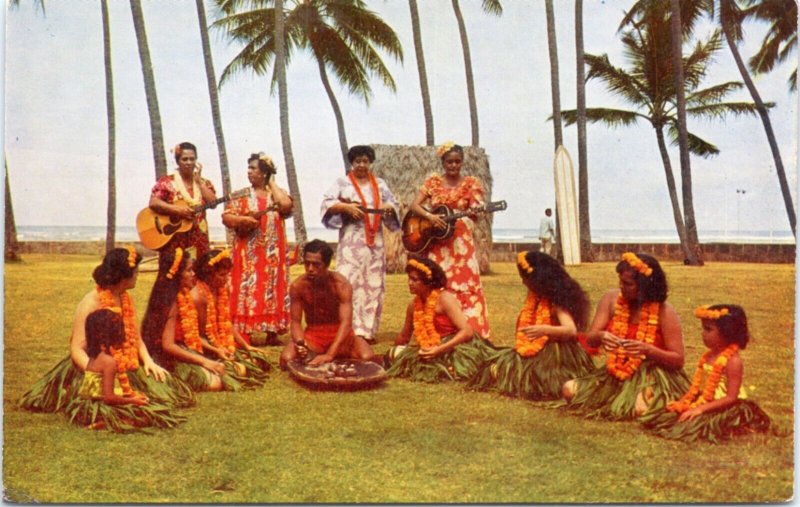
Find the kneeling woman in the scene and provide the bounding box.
[468,251,594,400]
[387,258,493,382]
[193,249,271,384]
[563,252,689,420]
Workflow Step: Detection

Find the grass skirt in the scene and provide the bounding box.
[565,361,690,420]
[172,360,243,392]
[467,341,595,400]
[19,356,82,413]
[127,368,196,408]
[230,348,272,388]
[639,400,771,443]
[387,333,494,382]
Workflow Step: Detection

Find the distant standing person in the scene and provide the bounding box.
[149,141,218,259]
[539,208,555,256]
[320,145,400,345]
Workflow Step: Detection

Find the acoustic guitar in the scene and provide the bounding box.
[401,200,507,254]
[136,188,250,250]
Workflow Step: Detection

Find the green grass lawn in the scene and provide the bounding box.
[3,254,794,503]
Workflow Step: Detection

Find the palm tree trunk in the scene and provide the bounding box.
[102,0,116,254]
[669,0,702,265]
[130,0,167,179]
[655,126,692,260]
[4,159,20,262]
[196,0,231,197]
[274,0,307,246]
[575,0,592,261]
[544,0,563,150]
[451,0,479,147]
[408,0,435,146]
[722,23,796,236]
[315,57,350,172]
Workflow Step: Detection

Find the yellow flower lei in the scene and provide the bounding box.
[413,289,442,349]
[693,305,729,320]
[96,287,140,396]
[606,294,660,380]
[407,259,432,281]
[167,247,184,280]
[435,141,456,158]
[124,246,138,268]
[667,344,739,413]
[208,249,231,267]
[176,288,204,353]
[514,290,552,357]
[197,281,236,354]
[517,252,533,274]
[621,252,653,277]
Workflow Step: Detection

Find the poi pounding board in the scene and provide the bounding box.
[553,145,581,265]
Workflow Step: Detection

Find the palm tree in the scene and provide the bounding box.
[130,0,167,179]
[215,0,402,171]
[101,0,116,253]
[575,0,592,261]
[196,0,231,197]
[409,0,435,146]
[561,9,764,262]
[450,0,501,147]
[745,0,797,91]
[544,0,563,150]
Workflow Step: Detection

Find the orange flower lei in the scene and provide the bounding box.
[124,246,138,268]
[197,281,236,354]
[606,294,660,380]
[413,289,442,349]
[407,259,432,281]
[514,291,552,357]
[693,305,729,320]
[517,251,533,274]
[436,141,456,158]
[621,252,653,277]
[347,171,382,247]
[667,344,739,413]
[167,247,184,280]
[176,288,204,353]
[96,287,140,396]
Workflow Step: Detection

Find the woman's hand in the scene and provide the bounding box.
[418,345,443,360]
[519,325,548,339]
[345,202,364,220]
[204,359,226,376]
[215,348,233,361]
[427,212,447,230]
[143,359,168,382]
[174,202,194,221]
[678,406,704,422]
[192,162,204,183]
[128,392,149,406]
[621,339,651,357]
[599,331,623,352]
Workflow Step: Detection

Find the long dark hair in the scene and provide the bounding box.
[517,251,590,329]
[616,252,668,303]
[92,247,141,288]
[86,309,125,359]
[140,249,191,364]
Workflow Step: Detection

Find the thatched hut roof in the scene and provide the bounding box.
[371,144,495,274]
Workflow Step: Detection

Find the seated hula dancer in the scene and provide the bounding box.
[640,304,770,443]
[20,247,194,415]
[468,251,595,399]
[280,239,376,369]
[387,257,493,382]
[563,252,689,420]
[64,309,185,432]
[140,248,249,392]
[192,249,271,384]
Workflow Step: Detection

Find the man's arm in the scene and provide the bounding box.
[289,282,306,345]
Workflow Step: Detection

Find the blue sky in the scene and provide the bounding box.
[4,0,797,241]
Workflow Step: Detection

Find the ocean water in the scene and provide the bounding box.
[15,225,795,244]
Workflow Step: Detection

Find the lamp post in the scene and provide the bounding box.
[736,188,747,237]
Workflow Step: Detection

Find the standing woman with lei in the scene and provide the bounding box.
[193,249,271,387]
[223,153,293,345]
[640,304,770,442]
[386,257,493,382]
[409,142,491,339]
[20,247,195,414]
[563,252,689,420]
[149,141,217,259]
[467,251,595,400]
[320,145,400,344]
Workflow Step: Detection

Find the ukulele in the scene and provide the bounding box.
[401,200,507,254]
[234,203,282,238]
[136,188,250,250]
[327,197,395,224]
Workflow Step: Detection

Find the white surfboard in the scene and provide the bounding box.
[553,145,581,265]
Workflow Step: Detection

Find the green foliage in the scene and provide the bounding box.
[4,254,794,503]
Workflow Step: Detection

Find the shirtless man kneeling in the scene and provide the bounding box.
[280,239,375,369]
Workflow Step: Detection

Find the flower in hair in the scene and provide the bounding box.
[107,306,122,314]
[694,305,730,320]
[208,249,231,267]
[258,153,274,167]
[621,252,653,277]
[167,248,184,280]
[436,141,456,158]
[124,246,138,268]
[172,144,182,156]
[517,252,533,274]
[407,259,432,281]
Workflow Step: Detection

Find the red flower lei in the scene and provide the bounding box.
[606,294,660,380]
[176,288,204,353]
[96,287,140,396]
[348,171,381,247]
[197,281,236,354]
[413,289,442,349]
[667,344,740,413]
[514,290,553,358]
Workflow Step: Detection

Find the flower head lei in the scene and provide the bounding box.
[621,252,653,277]
[166,248,184,280]
[517,252,533,274]
[407,259,432,281]
[208,249,231,267]
[694,305,729,320]
[436,141,456,158]
[124,246,138,268]
[172,144,182,157]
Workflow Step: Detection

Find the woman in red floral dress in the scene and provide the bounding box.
[409,142,491,339]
